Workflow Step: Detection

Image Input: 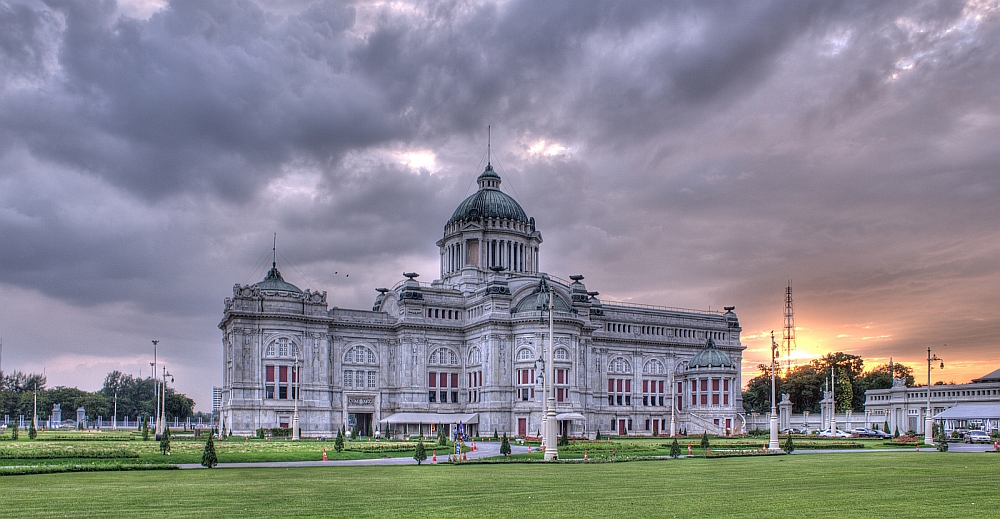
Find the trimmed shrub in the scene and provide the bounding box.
[700,432,710,450]
[669,438,681,458]
[414,439,427,464]
[500,434,511,456]
[334,427,345,452]
[201,437,218,468]
[782,434,794,454]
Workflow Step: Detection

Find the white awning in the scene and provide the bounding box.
[934,403,1000,420]
[379,412,479,424]
[555,412,586,421]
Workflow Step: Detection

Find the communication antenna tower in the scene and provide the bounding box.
[782,281,796,373]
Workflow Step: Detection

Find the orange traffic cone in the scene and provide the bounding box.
[687,444,692,456]
[527,446,532,453]
[915,444,919,452]
[472,442,477,451]
[322,448,328,461]
[462,452,467,461]
[432,450,437,463]
[584,450,588,461]
[994,440,998,451]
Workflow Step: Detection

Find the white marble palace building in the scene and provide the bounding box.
[219,161,745,439]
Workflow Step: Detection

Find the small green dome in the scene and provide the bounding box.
[256,265,301,293]
[688,339,734,368]
[512,277,573,313]
[448,164,528,225]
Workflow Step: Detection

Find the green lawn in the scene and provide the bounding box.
[0,452,996,518]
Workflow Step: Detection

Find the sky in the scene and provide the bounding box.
[1,0,998,411]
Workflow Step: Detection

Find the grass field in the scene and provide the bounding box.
[1,452,997,518]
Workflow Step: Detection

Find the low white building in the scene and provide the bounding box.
[864,368,1000,435]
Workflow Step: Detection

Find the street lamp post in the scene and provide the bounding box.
[925,346,944,445]
[669,362,676,437]
[768,331,780,451]
[292,351,300,440]
[544,285,558,461]
[535,354,546,449]
[113,389,118,431]
[151,340,158,435]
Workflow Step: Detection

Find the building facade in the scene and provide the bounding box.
[864,369,1000,435]
[219,162,745,438]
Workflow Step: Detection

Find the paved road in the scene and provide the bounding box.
[177,440,532,469]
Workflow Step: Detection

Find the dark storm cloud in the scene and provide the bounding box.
[1,0,998,406]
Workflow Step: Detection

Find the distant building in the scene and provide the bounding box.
[864,369,1000,434]
[211,387,222,416]
[219,160,745,438]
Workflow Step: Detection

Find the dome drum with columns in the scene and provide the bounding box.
[219,157,745,439]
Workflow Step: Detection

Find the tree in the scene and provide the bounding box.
[893,426,900,439]
[160,425,171,455]
[700,431,710,450]
[493,429,498,440]
[334,427,344,452]
[142,416,149,441]
[669,438,681,458]
[201,436,218,468]
[9,422,17,440]
[782,434,794,454]
[438,428,447,447]
[414,439,427,465]
[742,364,779,413]
[935,430,949,452]
[500,433,511,456]
[883,421,890,434]
[29,419,37,440]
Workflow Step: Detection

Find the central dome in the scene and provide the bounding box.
[447,164,528,225]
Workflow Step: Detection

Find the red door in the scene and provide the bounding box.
[518,418,527,437]
[618,419,626,436]
[652,420,659,436]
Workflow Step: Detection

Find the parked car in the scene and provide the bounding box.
[852,428,891,439]
[965,430,991,443]
[781,427,807,434]
[817,429,853,438]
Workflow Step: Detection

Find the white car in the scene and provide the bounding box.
[816,429,853,438]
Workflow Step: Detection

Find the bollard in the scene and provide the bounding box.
[322,448,328,461]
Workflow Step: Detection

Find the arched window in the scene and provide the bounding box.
[265,338,298,358]
[608,357,632,374]
[429,347,459,366]
[516,348,535,362]
[643,359,665,375]
[468,347,482,366]
[554,348,569,360]
[344,346,377,365]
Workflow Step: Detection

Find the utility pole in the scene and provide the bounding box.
[782,282,795,373]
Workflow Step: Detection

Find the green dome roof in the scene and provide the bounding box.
[256,265,302,293]
[448,164,528,225]
[688,339,734,368]
[512,277,573,313]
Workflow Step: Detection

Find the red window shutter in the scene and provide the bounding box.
[723,394,729,405]
[712,379,719,391]
[701,394,708,405]
[616,379,623,392]
[279,366,288,382]
[677,382,682,393]
[531,369,535,383]
[712,394,719,405]
[643,380,648,392]
[429,372,436,387]
[625,379,631,392]
[440,373,448,388]
[724,379,729,391]
[701,379,708,391]
[608,378,614,392]
[478,371,482,386]
[659,381,664,393]
[451,373,459,388]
